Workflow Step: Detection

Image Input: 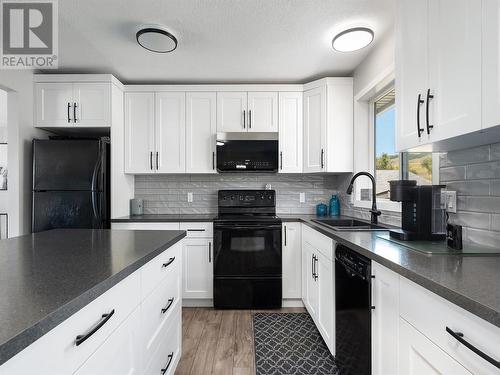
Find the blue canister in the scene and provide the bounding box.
[329,195,340,216]
[316,203,328,217]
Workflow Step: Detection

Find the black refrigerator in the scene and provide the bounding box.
[32,138,110,233]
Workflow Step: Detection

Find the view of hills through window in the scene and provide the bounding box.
[374,89,432,199]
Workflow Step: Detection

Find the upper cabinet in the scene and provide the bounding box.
[279,92,303,173]
[35,81,111,127]
[303,78,353,173]
[396,0,483,151]
[482,0,500,130]
[216,91,278,132]
[186,92,217,173]
[124,92,186,174]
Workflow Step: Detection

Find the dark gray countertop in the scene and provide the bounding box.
[0,228,186,366]
[112,214,216,222]
[111,213,500,329]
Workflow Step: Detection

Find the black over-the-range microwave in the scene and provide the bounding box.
[216,132,279,172]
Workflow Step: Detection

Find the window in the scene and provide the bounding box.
[358,87,437,206]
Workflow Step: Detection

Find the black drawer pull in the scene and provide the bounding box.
[75,309,115,346]
[161,352,174,374]
[446,327,500,369]
[161,298,174,314]
[73,102,78,123]
[162,257,175,268]
[187,229,205,232]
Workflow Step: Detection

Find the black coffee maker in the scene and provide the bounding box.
[389,180,447,241]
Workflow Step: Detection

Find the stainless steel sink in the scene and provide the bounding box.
[311,218,388,231]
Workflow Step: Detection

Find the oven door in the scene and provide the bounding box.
[213,222,282,277]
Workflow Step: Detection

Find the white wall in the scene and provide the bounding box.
[0,71,49,236]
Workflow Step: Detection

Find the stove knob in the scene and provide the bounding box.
[230,195,235,200]
[260,196,264,200]
[268,195,272,200]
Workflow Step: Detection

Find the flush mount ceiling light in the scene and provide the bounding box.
[332,27,374,52]
[136,25,178,53]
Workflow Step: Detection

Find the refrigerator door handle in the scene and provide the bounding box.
[91,146,104,227]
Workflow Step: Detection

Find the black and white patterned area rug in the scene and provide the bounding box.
[253,313,339,375]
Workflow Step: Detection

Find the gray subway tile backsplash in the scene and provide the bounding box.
[441,141,500,247]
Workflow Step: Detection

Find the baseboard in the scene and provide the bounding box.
[282,299,305,307]
[181,298,305,308]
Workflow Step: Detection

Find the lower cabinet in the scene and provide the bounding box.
[371,262,399,375]
[301,224,335,355]
[182,238,213,299]
[399,318,472,375]
[282,222,302,299]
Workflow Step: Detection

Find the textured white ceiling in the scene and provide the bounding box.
[47,0,394,83]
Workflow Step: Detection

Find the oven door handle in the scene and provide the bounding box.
[215,224,282,231]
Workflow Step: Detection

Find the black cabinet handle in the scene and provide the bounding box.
[161,298,174,314]
[212,151,215,170]
[320,149,324,169]
[249,109,252,129]
[311,254,315,279]
[284,225,287,246]
[314,256,318,281]
[73,102,77,123]
[75,309,115,346]
[150,152,153,170]
[280,151,283,170]
[416,94,424,138]
[425,88,434,134]
[67,103,71,123]
[243,110,246,129]
[446,327,500,369]
[156,152,159,170]
[160,352,174,375]
[209,242,212,263]
[162,257,175,268]
[187,229,205,232]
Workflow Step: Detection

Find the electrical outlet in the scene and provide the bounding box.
[187,192,193,203]
[441,191,457,213]
[299,192,305,203]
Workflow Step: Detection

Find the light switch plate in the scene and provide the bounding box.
[299,192,305,203]
[187,192,193,203]
[441,191,457,213]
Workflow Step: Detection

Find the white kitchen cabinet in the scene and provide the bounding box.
[182,238,213,299]
[124,92,186,174]
[278,92,303,173]
[371,262,400,375]
[301,224,335,355]
[73,307,142,375]
[399,318,472,375]
[186,92,217,173]
[216,91,279,133]
[282,222,301,299]
[247,92,278,132]
[396,0,482,151]
[303,86,326,173]
[303,79,353,173]
[124,93,155,174]
[217,92,248,132]
[35,82,111,127]
[482,0,500,129]
[315,249,334,352]
[155,92,186,173]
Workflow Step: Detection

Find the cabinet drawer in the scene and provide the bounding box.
[73,307,141,375]
[179,222,213,238]
[141,265,181,364]
[302,224,334,260]
[111,222,180,230]
[144,304,181,375]
[0,271,140,375]
[141,241,182,299]
[400,278,500,374]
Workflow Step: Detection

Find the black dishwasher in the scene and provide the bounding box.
[335,244,372,375]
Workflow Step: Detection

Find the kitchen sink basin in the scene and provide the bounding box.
[311,218,388,231]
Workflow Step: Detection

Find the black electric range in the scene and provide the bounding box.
[213,190,282,309]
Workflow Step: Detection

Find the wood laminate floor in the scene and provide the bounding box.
[175,307,306,375]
